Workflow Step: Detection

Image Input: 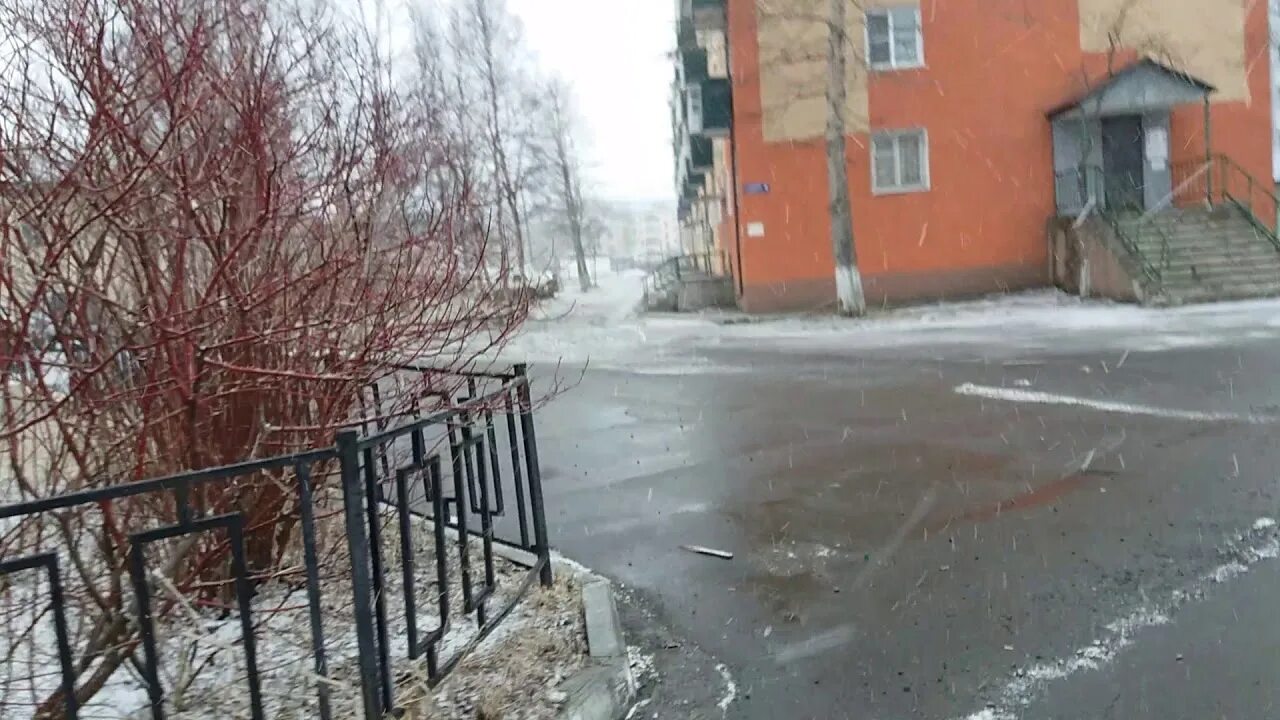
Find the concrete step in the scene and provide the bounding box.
[1134,241,1278,259]
[1158,271,1280,287]
[1118,210,1263,233]
[1121,223,1254,238]
[1157,251,1280,266]
[1145,235,1272,249]
[1145,228,1269,240]
[1159,261,1280,278]
[1157,278,1280,299]
[1107,207,1280,304]
[1146,230,1264,244]
[1130,223,1265,236]
[1155,249,1280,264]
[1139,245,1280,260]
[642,288,678,312]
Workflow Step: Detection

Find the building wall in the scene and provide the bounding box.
[728,0,1273,312]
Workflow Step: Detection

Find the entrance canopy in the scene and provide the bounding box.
[1048,59,1214,120]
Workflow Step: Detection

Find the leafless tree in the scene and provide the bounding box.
[754,0,870,314]
[446,0,557,283]
[825,0,865,315]
[544,81,592,291]
[0,0,542,712]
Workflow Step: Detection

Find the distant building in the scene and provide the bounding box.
[674,0,1275,312]
[599,200,681,266]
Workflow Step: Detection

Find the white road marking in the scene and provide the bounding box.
[956,519,1280,720]
[954,383,1277,424]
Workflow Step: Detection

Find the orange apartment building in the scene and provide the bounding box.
[673,0,1276,312]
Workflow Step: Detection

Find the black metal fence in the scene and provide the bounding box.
[0,364,552,720]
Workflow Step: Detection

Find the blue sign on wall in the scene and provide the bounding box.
[743,182,771,195]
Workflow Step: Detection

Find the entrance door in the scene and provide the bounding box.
[1101,115,1145,211]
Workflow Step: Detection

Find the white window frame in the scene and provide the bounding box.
[866,5,924,71]
[871,128,930,195]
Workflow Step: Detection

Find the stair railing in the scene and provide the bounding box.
[641,249,733,305]
[1057,164,1162,283]
[1214,155,1280,253]
[1135,161,1218,277]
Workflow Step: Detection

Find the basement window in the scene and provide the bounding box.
[867,6,923,70]
[871,129,929,194]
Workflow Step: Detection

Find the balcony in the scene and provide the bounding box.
[689,135,713,172]
[680,47,709,83]
[687,78,731,138]
[679,0,725,31]
[678,154,705,194]
[671,82,726,201]
[677,16,698,50]
[675,169,705,222]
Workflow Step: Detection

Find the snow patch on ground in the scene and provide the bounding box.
[956,519,1280,720]
[623,697,653,719]
[1,523,574,720]
[628,645,656,686]
[502,268,716,370]
[551,551,598,578]
[714,662,737,715]
[504,270,1280,372]
[721,292,1280,355]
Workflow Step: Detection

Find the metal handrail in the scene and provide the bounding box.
[1100,153,1280,289]
[1056,164,1163,283]
[1097,210,1164,284]
[1216,154,1280,253]
[1058,154,1280,286]
[641,249,732,301]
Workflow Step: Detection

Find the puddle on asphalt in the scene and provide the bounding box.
[744,567,826,624]
[926,469,1118,533]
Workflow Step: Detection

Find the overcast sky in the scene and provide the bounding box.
[508,0,676,203]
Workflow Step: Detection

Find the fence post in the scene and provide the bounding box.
[337,430,383,720]
[513,364,554,587]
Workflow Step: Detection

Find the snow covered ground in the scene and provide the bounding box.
[719,291,1280,355]
[501,268,719,372]
[502,269,1280,371]
[0,516,575,720]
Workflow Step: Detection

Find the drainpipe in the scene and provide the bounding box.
[1204,92,1213,205]
[724,3,745,296]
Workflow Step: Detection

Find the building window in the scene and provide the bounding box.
[871,129,929,194]
[686,83,704,134]
[867,6,923,70]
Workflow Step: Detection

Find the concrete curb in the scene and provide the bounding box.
[557,579,635,720]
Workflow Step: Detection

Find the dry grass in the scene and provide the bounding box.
[397,573,587,719]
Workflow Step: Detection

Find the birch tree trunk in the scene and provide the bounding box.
[826,0,866,315]
[547,83,592,291]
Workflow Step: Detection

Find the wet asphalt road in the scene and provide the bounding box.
[530,321,1280,719]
